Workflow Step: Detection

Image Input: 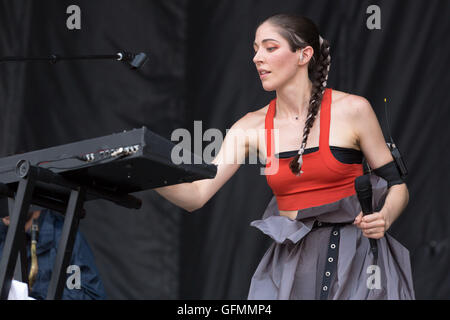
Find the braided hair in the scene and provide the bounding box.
[260,14,331,176]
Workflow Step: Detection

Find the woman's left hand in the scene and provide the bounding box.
[353,210,390,240]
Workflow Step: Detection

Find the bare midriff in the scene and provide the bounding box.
[279,210,298,220]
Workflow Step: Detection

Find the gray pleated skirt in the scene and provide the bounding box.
[248,175,415,300]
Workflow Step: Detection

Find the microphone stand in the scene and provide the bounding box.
[0,52,148,69]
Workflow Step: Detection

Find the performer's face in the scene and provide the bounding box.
[253,22,299,91]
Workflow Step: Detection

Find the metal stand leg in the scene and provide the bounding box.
[0,160,139,300]
[0,177,35,299]
[11,199,29,284]
[14,246,29,284]
[46,188,85,300]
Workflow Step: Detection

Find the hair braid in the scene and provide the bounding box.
[289,38,331,175]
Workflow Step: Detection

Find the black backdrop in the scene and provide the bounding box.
[0,0,449,299]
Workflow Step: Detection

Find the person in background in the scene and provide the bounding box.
[0,201,106,300]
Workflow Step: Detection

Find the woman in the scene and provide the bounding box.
[156,14,415,299]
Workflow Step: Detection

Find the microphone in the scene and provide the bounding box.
[355,175,378,262]
[116,52,148,69]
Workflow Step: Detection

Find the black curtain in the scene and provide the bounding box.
[1,0,449,299]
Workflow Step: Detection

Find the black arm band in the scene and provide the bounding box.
[373,161,405,188]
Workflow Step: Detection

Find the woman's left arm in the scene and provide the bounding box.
[348,95,410,239]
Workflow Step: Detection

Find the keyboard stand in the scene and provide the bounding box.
[0,161,142,300]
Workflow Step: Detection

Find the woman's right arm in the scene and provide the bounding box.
[154,114,253,212]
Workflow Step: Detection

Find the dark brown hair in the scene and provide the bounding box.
[259,14,331,175]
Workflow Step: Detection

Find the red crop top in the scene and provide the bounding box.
[265,88,364,211]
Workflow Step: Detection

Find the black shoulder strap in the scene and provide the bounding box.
[383,98,408,179]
